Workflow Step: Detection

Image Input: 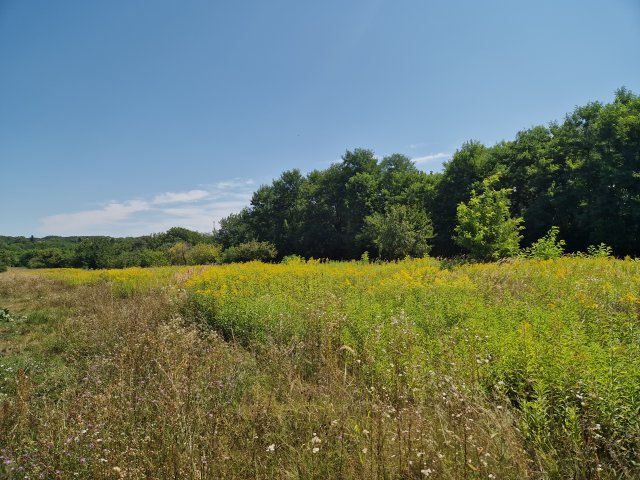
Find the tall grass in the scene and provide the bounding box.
[1,257,638,478]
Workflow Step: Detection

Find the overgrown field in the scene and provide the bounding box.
[0,258,638,479]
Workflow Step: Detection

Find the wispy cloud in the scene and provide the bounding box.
[213,179,255,190]
[40,200,151,234]
[411,152,451,171]
[38,179,255,236]
[412,152,451,164]
[152,190,210,205]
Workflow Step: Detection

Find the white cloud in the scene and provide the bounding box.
[411,152,451,165]
[40,200,150,234]
[152,190,210,205]
[38,181,255,236]
[213,179,255,190]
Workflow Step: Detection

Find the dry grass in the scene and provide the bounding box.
[0,271,534,479]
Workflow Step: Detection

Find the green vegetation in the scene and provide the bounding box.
[521,226,566,260]
[453,175,524,261]
[221,240,278,263]
[1,89,638,266]
[215,88,639,259]
[0,90,637,477]
[0,227,246,270]
[362,204,434,260]
[0,258,639,478]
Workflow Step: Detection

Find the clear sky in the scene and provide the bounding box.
[1,0,639,237]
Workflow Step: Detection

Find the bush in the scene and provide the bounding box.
[168,241,191,265]
[221,241,277,263]
[453,175,524,261]
[186,243,222,265]
[362,204,433,260]
[521,226,565,259]
[586,243,613,258]
[139,249,170,267]
[281,254,304,265]
[0,248,10,272]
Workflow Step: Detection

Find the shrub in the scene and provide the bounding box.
[453,175,524,261]
[281,254,304,265]
[586,243,613,258]
[168,241,191,265]
[362,204,433,260]
[221,241,277,263]
[521,226,565,259]
[0,248,10,272]
[139,249,170,267]
[186,243,222,265]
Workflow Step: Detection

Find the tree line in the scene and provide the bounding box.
[1,88,638,270]
[0,228,276,271]
[217,88,639,260]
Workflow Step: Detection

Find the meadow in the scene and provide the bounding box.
[0,257,638,479]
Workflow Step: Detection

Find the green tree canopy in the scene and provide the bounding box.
[363,205,434,261]
[453,175,524,261]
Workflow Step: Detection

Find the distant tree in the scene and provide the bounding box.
[215,209,255,249]
[453,175,524,261]
[73,238,115,269]
[151,227,211,249]
[432,141,495,255]
[1,89,637,264]
[340,149,381,258]
[363,205,434,260]
[221,241,277,263]
[0,249,11,272]
[25,248,70,268]
[250,169,306,256]
[186,243,222,265]
[297,167,344,258]
[168,242,191,265]
[139,249,170,267]
[379,154,438,210]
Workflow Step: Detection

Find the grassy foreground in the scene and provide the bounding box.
[0,258,638,479]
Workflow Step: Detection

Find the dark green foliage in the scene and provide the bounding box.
[73,237,115,269]
[219,149,440,260]
[0,227,214,269]
[221,241,277,263]
[1,89,638,264]
[154,227,213,248]
[213,88,639,260]
[431,141,494,255]
[0,249,11,272]
[249,169,306,257]
[214,209,254,249]
[362,204,434,260]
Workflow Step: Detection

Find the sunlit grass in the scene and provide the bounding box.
[1,257,638,478]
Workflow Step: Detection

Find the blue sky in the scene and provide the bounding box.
[1,0,639,237]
